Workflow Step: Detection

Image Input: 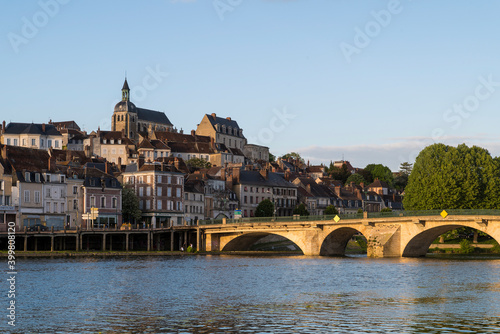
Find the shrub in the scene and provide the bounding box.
[459,239,475,254]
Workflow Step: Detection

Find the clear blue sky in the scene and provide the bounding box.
[2,0,500,171]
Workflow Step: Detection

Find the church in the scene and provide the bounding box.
[112,79,173,141]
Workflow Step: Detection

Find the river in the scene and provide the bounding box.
[4,254,500,333]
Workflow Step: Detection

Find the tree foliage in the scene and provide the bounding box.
[186,157,212,169]
[403,143,500,210]
[399,162,413,175]
[255,199,274,217]
[324,205,338,215]
[329,164,351,184]
[281,152,304,162]
[364,164,394,186]
[293,203,310,216]
[269,153,276,162]
[122,187,142,223]
[345,173,366,186]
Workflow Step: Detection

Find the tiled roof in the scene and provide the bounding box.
[4,123,61,136]
[237,170,297,188]
[368,179,390,188]
[206,114,240,130]
[137,108,173,126]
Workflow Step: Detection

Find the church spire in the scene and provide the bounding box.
[122,78,130,101]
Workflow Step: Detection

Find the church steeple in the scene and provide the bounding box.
[122,78,130,101]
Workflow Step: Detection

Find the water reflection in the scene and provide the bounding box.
[9,255,500,333]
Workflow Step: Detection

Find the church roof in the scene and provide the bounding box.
[122,79,130,90]
[136,108,173,126]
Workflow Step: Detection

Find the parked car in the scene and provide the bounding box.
[28,224,48,232]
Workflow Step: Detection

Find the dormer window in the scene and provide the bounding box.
[46,174,51,182]
[118,139,122,144]
[25,172,30,182]
[111,139,114,144]
[35,173,40,182]
[103,139,107,144]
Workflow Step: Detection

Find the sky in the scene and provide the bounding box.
[2,0,500,171]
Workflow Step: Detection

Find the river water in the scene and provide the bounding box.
[5,254,500,333]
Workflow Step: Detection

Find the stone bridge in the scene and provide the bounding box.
[201,215,500,257]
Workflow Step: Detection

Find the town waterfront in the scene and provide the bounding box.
[6,255,500,333]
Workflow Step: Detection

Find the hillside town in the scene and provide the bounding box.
[0,79,403,231]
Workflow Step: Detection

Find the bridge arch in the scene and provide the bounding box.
[221,232,304,254]
[402,222,500,257]
[320,227,367,256]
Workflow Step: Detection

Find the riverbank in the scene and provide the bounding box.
[0,250,304,258]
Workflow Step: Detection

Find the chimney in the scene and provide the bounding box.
[118,157,122,167]
[334,185,341,196]
[42,123,46,133]
[180,129,184,134]
[232,167,240,184]
[226,117,231,121]
[211,113,217,119]
[191,130,196,136]
[1,120,5,135]
[259,168,269,180]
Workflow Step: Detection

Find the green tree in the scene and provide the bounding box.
[393,173,408,191]
[364,164,394,186]
[358,169,374,184]
[281,152,304,162]
[186,157,212,169]
[255,199,274,217]
[403,143,500,210]
[345,173,366,186]
[293,203,310,216]
[330,164,351,184]
[122,187,142,223]
[269,153,276,162]
[324,205,338,215]
[400,162,413,175]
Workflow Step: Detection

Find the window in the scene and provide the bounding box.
[55,141,59,148]
[146,200,151,210]
[47,202,51,212]
[25,172,30,182]
[31,138,36,146]
[60,175,65,183]
[103,148,107,154]
[167,176,172,184]
[73,199,78,210]
[73,186,78,194]
[157,200,162,210]
[24,190,30,203]
[139,187,144,197]
[157,187,162,196]
[167,187,172,197]
[22,139,26,146]
[112,197,117,209]
[35,173,40,182]
[244,196,247,204]
[40,139,44,147]
[176,188,181,198]
[13,139,18,146]
[146,187,151,196]
[4,196,9,206]
[46,174,51,182]
[101,197,105,208]
[6,139,10,145]
[47,139,52,147]
[90,196,95,207]
[34,191,40,203]
[157,175,162,183]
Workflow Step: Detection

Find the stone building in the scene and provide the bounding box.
[111,79,173,141]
